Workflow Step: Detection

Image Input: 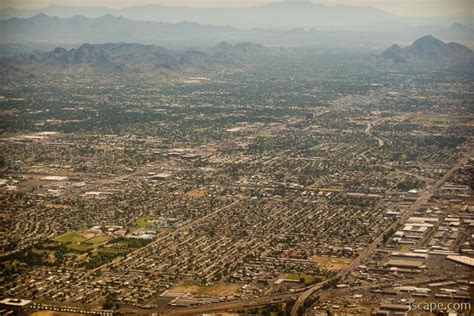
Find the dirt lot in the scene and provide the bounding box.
[311,255,352,271]
[171,281,241,296]
[31,312,87,316]
[185,189,207,198]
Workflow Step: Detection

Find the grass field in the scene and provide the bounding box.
[284,274,316,285]
[31,229,151,269]
[32,229,151,269]
[255,131,274,137]
[193,127,209,132]
[131,217,152,228]
[86,234,112,244]
[54,232,86,243]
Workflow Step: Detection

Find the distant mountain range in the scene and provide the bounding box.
[0,2,396,30]
[1,13,472,51]
[0,13,238,45]
[0,41,272,80]
[448,23,474,38]
[383,35,474,63]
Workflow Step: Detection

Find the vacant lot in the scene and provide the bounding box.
[185,189,207,198]
[31,312,87,316]
[311,256,352,271]
[171,281,241,296]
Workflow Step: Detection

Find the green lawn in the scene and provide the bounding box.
[34,232,150,270]
[54,232,86,243]
[285,273,300,281]
[193,127,209,132]
[86,234,112,244]
[284,274,315,285]
[131,217,152,228]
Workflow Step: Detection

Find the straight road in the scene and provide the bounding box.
[290,150,472,316]
[89,198,243,274]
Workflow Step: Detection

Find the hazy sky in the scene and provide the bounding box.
[1,0,473,17]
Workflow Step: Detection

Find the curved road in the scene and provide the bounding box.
[365,122,384,147]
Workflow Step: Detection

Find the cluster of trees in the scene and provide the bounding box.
[2,246,52,267]
[238,304,285,316]
[82,251,121,270]
[397,178,423,191]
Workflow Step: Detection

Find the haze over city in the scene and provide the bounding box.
[1,0,473,16]
[0,0,473,315]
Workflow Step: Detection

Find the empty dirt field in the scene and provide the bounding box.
[311,256,352,271]
[171,281,242,296]
[185,189,207,198]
